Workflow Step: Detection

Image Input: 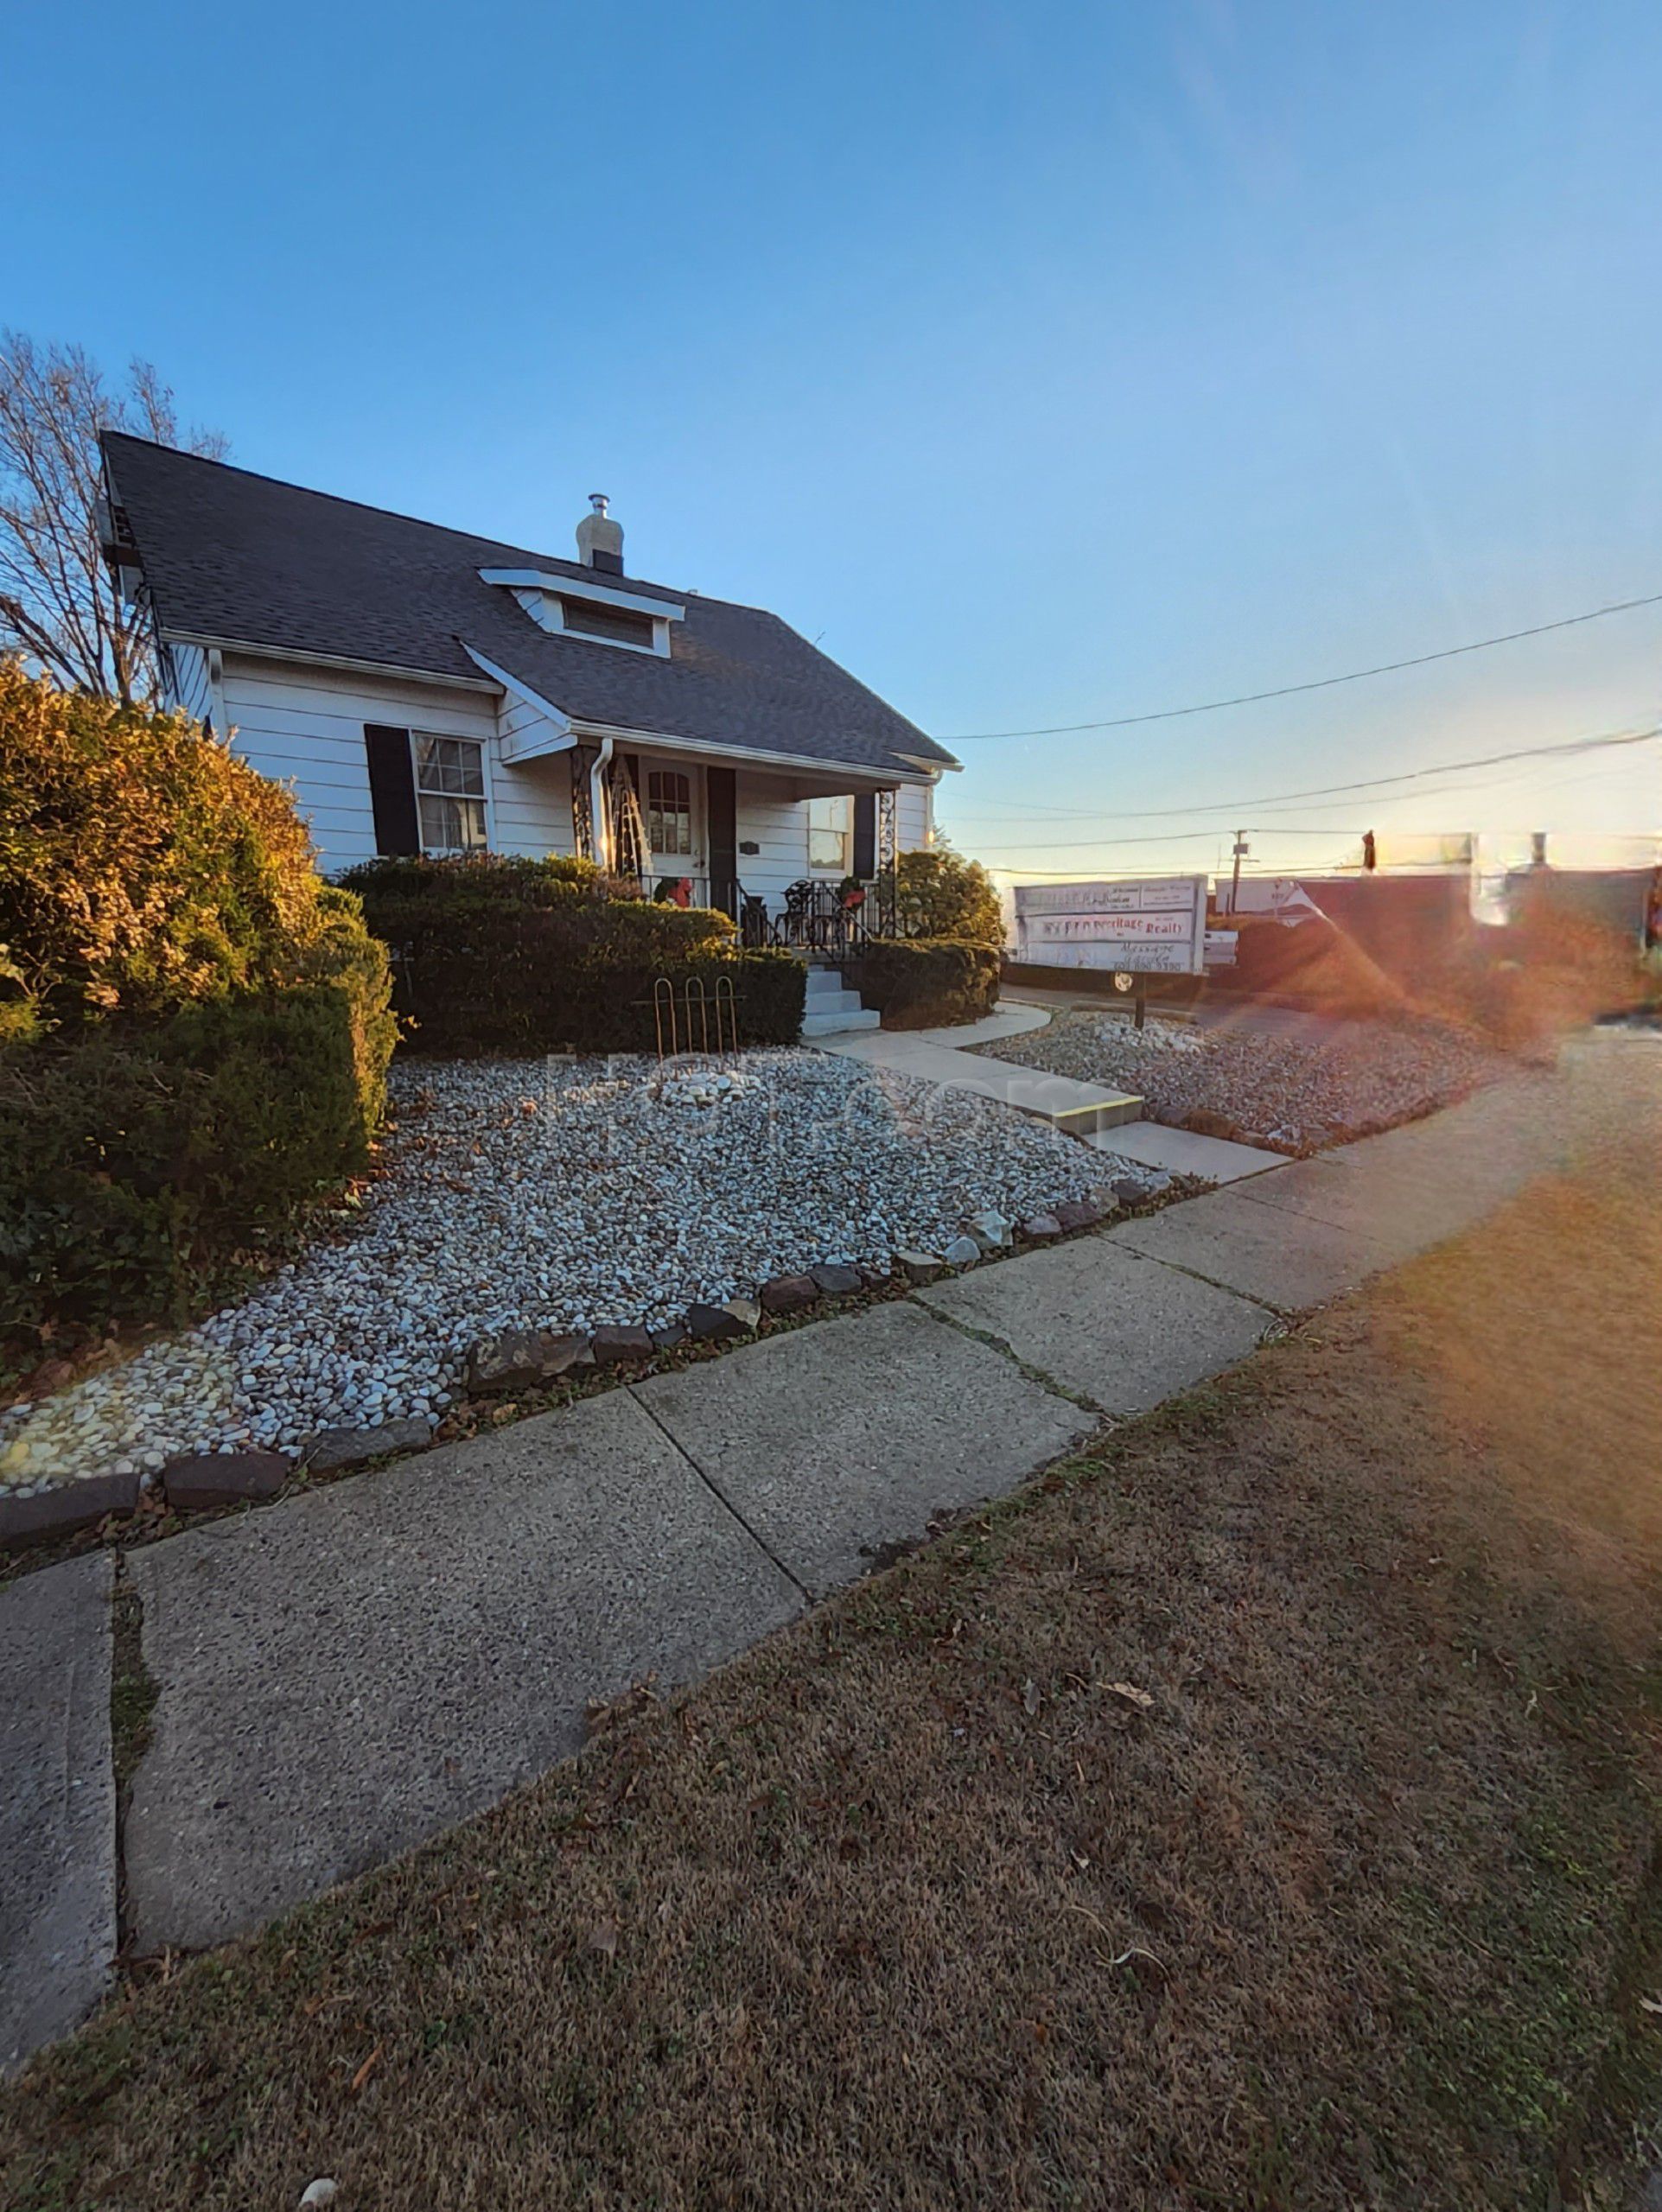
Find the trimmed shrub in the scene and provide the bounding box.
[345,855,804,1052]
[0,971,381,1363]
[0,664,396,1371]
[856,937,1001,1028]
[876,848,1004,948]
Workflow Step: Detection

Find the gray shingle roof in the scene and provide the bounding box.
[101,434,956,779]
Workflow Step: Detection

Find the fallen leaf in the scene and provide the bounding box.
[583,1919,620,1959]
[1022,1677,1041,1716]
[348,2044,382,2095]
[1108,1681,1155,1710]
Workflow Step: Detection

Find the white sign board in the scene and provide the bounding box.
[1011,875,1208,976]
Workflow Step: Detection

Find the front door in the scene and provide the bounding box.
[638,759,704,894]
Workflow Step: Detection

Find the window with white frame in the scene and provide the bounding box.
[414,734,488,852]
[645,767,694,856]
[807,795,851,871]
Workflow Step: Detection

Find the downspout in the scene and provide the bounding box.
[589,735,614,869]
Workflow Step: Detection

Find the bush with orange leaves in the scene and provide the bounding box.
[0,657,353,1030]
[0,661,395,1370]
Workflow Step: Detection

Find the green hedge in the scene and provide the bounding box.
[874,849,1004,947]
[855,937,1002,1028]
[0,961,391,1367]
[345,855,804,1052]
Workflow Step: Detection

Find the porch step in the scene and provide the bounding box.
[804,983,865,1015]
[803,963,852,995]
[801,962,880,1036]
[801,1007,883,1038]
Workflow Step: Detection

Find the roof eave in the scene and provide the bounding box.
[566,716,940,789]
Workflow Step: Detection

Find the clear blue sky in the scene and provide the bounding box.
[7,0,1661,877]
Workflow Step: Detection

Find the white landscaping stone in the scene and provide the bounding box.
[977,1013,1515,1153]
[0,1051,1137,1494]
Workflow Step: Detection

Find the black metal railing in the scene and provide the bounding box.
[621,872,902,956]
[769,878,892,957]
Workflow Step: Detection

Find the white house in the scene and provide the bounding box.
[99,435,958,931]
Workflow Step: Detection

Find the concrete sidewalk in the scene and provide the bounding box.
[2,1042,1637,2072]
[0,1556,115,2075]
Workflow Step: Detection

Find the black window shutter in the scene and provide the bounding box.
[364,725,420,855]
[852,792,877,878]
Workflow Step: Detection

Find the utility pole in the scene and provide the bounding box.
[1229,830,1248,914]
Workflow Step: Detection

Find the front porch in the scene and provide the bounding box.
[502,728,931,946]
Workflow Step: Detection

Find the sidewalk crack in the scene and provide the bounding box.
[907,1295,1108,1419]
[627,1393,812,1604]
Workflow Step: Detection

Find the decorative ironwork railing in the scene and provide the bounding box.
[619,872,901,951]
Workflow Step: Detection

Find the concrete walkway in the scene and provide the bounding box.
[901,1003,1053,1048]
[820,1005,1291,1173]
[819,1023,1143,1131]
[1,1038,1639,2073]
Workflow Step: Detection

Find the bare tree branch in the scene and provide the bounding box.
[0,332,227,701]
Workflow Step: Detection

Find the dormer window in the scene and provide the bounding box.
[557,596,656,649]
[478,566,686,658]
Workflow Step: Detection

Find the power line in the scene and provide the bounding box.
[938,724,1660,823]
[941,594,1662,741]
[998,856,1360,880]
[974,825,1372,856]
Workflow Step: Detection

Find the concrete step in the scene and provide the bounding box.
[804,967,854,997]
[800,1007,883,1038]
[805,987,863,1015]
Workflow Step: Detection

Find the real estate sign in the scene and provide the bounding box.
[1010,875,1208,975]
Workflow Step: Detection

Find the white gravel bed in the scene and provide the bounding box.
[1,1048,1132,1496]
[974,1011,1515,1150]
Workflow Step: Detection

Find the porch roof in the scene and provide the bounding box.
[543,715,933,794]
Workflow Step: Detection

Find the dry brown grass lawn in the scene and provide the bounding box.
[4,1160,1662,2210]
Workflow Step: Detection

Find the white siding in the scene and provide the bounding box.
[163,640,213,726]
[897,781,934,854]
[212,647,937,889]
[492,693,577,858]
[732,769,818,908]
[731,772,938,912]
[219,654,576,874]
